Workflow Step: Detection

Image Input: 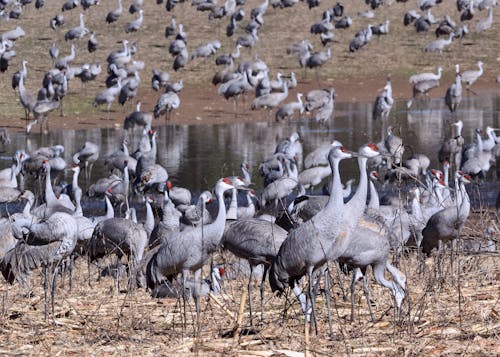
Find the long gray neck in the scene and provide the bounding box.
[345,157,368,223]
[203,185,228,250]
[44,164,57,205]
[367,180,379,210]
[143,201,154,238]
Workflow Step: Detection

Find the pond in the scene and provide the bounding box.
[1,92,499,208]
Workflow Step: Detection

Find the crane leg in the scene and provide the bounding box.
[247,265,254,326]
[307,267,317,335]
[44,265,49,321]
[350,269,357,322]
[323,267,333,337]
[193,269,201,335]
[260,266,268,323]
[181,270,188,335]
[51,264,58,320]
[362,270,375,322]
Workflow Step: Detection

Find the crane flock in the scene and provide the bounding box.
[0,0,498,348]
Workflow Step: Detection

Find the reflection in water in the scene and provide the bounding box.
[1,93,499,199]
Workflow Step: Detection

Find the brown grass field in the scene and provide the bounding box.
[0,0,499,355]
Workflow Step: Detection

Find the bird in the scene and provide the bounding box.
[461,61,483,93]
[349,25,373,52]
[313,88,335,123]
[409,66,442,84]
[305,48,331,73]
[73,141,99,184]
[251,83,289,111]
[18,75,36,121]
[64,13,89,41]
[151,69,170,91]
[49,43,59,63]
[61,0,78,11]
[275,93,304,122]
[87,32,98,53]
[12,59,27,91]
[191,40,221,60]
[372,76,393,121]
[154,90,180,121]
[89,215,150,289]
[445,64,462,113]
[423,33,454,53]
[269,145,355,332]
[125,9,144,33]
[55,44,76,70]
[222,218,288,324]
[93,80,122,114]
[50,14,65,30]
[106,0,122,23]
[146,178,242,325]
[475,7,493,33]
[2,212,79,319]
[384,126,404,166]
[421,171,472,255]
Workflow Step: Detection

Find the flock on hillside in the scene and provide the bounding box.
[0,0,498,339]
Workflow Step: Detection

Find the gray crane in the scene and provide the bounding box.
[304,140,342,169]
[384,126,404,166]
[2,212,78,319]
[338,223,406,322]
[61,0,78,11]
[275,93,304,122]
[119,71,141,106]
[251,82,288,111]
[11,59,27,91]
[146,178,242,326]
[461,61,483,93]
[222,218,288,325]
[445,64,462,113]
[64,13,89,41]
[349,25,372,52]
[55,44,76,70]
[305,48,331,76]
[314,88,335,123]
[93,80,122,116]
[409,66,442,84]
[73,141,99,185]
[49,43,59,63]
[372,76,393,121]
[125,9,144,33]
[236,28,258,49]
[18,73,36,121]
[438,120,464,169]
[407,78,440,108]
[475,6,493,33]
[87,31,98,53]
[89,212,150,289]
[423,33,454,53]
[173,48,188,71]
[191,40,221,60]
[154,90,180,121]
[215,44,240,66]
[106,0,122,23]
[421,172,471,255]
[124,101,152,131]
[269,145,354,334]
[151,69,170,91]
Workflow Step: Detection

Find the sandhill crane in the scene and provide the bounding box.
[252,83,289,111]
[370,20,390,36]
[62,0,78,11]
[146,178,243,326]
[12,59,27,91]
[409,66,442,84]
[73,141,99,185]
[151,69,170,91]
[314,88,335,123]
[251,0,269,19]
[407,78,440,108]
[48,43,59,63]
[50,14,65,29]
[475,7,493,33]
[385,126,404,166]
[89,213,149,289]
[18,72,36,120]
[305,48,331,74]
[64,13,89,41]
[372,76,393,121]
[461,61,483,93]
[275,93,304,122]
[439,120,464,169]
[222,218,288,325]
[191,40,221,60]
[119,71,141,105]
[215,44,241,66]
[165,18,176,37]
[421,172,471,255]
[93,80,122,115]
[237,28,259,49]
[87,32,98,53]
[125,9,144,33]
[55,44,76,70]
[154,90,180,121]
[445,64,462,113]
[124,101,152,131]
[269,145,354,333]
[349,25,373,52]
[2,212,78,319]
[106,0,122,23]
[304,140,342,169]
[423,33,454,53]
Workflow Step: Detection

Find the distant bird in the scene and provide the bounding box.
[191,40,221,60]
[64,13,89,41]
[370,20,390,36]
[93,80,122,114]
[335,16,352,29]
[87,32,98,53]
[62,0,78,12]
[372,76,393,121]
[251,83,288,111]
[55,44,76,70]
[314,88,335,123]
[18,75,36,121]
[423,33,454,53]
[50,14,65,29]
[73,141,99,184]
[106,0,123,23]
[154,91,180,121]
[125,9,143,33]
[151,69,170,91]
[124,102,152,130]
[236,28,258,49]
[275,93,304,122]
[12,59,27,91]
[475,7,493,33]
[461,61,483,93]
[349,26,373,52]
[445,64,462,113]
[49,43,59,63]
[385,126,404,165]
[407,78,440,108]
[409,66,442,84]
[438,120,464,168]
[81,0,99,10]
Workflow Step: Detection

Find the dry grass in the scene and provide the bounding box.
[0,210,498,356]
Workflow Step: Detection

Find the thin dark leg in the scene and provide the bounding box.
[248,265,254,326]
[260,266,268,323]
[323,268,333,337]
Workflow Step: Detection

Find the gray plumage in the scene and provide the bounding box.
[372,77,393,121]
[461,61,483,88]
[275,93,304,122]
[125,9,143,33]
[251,83,288,110]
[64,13,89,41]
[106,0,122,23]
[475,7,493,33]
[87,31,98,53]
[154,91,180,120]
[151,69,170,91]
[445,64,462,113]
[306,47,331,68]
[423,33,454,53]
[191,40,221,60]
[314,88,335,123]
